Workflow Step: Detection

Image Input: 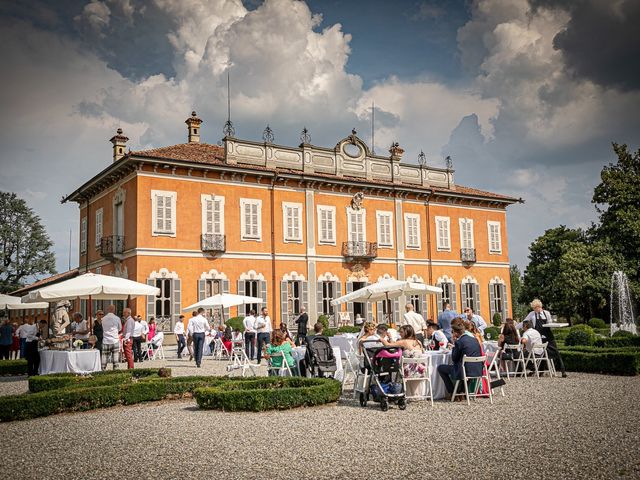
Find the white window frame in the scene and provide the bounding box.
[151,190,177,237]
[282,202,303,243]
[376,211,393,248]
[404,213,421,249]
[316,205,336,245]
[80,216,87,253]
[346,207,366,242]
[95,208,103,247]
[487,221,502,254]
[200,194,225,235]
[240,198,262,241]
[459,218,475,249]
[435,216,451,251]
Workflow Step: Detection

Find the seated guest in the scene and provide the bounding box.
[521,320,544,366]
[498,318,521,366]
[464,319,484,346]
[231,328,243,343]
[380,325,423,353]
[358,322,381,354]
[279,322,294,342]
[376,324,390,341]
[426,322,448,350]
[265,330,297,375]
[150,330,164,348]
[305,322,325,345]
[437,319,483,400]
[221,326,233,354]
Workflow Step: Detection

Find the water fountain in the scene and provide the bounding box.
[610,271,636,336]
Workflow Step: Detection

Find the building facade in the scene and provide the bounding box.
[63,113,520,332]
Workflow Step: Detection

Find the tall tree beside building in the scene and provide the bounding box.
[509,265,529,321]
[0,192,56,293]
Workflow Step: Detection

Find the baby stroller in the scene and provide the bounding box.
[305,336,337,378]
[358,343,406,411]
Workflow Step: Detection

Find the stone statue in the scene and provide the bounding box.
[53,300,71,336]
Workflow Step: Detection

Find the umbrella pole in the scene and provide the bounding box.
[88,295,93,335]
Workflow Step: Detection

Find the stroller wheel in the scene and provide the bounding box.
[359,393,367,408]
[398,398,407,410]
[380,399,389,412]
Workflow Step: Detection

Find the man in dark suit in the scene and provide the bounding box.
[294,306,309,346]
[437,318,483,399]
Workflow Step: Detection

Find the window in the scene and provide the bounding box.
[80,217,87,253]
[459,218,474,249]
[205,279,223,321]
[152,190,177,236]
[347,208,366,242]
[317,206,336,244]
[435,216,450,251]
[286,281,302,316]
[462,282,479,311]
[95,209,103,247]
[409,295,422,314]
[240,280,260,315]
[405,214,420,249]
[201,195,224,235]
[491,283,503,316]
[282,202,302,243]
[376,211,393,247]
[488,221,502,253]
[155,278,173,319]
[240,198,262,241]
[321,281,335,316]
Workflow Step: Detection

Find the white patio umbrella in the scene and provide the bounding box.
[331,279,442,305]
[23,273,160,333]
[0,293,22,309]
[7,302,50,310]
[183,293,263,324]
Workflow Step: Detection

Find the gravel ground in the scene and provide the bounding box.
[1,356,639,480]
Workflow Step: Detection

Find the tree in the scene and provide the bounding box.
[592,143,640,290]
[0,192,56,293]
[521,226,585,321]
[557,241,623,321]
[509,265,529,321]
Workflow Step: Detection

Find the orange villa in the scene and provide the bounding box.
[53,112,520,332]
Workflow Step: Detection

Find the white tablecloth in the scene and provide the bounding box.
[292,346,344,381]
[416,351,452,400]
[39,349,102,375]
[484,341,500,354]
[329,335,357,357]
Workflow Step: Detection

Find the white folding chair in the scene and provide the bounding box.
[485,347,505,397]
[502,344,527,380]
[401,355,434,406]
[226,342,256,377]
[212,338,229,360]
[267,351,293,377]
[341,351,360,396]
[451,355,493,405]
[141,342,152,361]
[529,342,555,378]
[149,340,165,360]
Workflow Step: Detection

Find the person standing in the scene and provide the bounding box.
[437,302,457,343]
[463,307,487,335]
[122,308,135,369]
[523,299,567,377]
[16,320,29,358]
[243,309,257,360]
[138,315,149,343]
[132,316,145,362]
[255,307,272,365]
[93,311,104,354]
[187,307,211,368]
[101,305,121,370]
[400,303,427,345]
[0,319,13,360]
[294,306,308,346]
[71,313,90,348]
[174,315,186,359]
[22,317,40,376]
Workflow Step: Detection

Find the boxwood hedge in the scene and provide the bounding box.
[594,336,640,348]
[0,359,27,376]
[28,368,167,393]
[559,349,640,376]
[194,376,341,412]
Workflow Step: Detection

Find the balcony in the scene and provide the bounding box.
[342,241,378,260]
[460,248,477,263]
[201,233,226,253]
[100,235,124,259]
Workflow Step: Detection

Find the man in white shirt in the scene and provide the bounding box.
[174,315,186,359]
[16,321,29,358]
[401,303,428,344]
[101,304,122,370]
[426,322,449,350]
[72,312,90,348]
[122,308,135,369]
[464,307,487,335]
[243,309,257,360]
[521,320,544,369]
[255,307,272,365]
[132,317,146,362]
[138,315,149,342]
[187,307,211,367]
[21,317,41,376]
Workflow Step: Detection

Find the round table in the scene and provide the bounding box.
[39,349,102,375]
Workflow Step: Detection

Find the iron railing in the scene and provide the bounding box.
[201,233,226,252]
[460,248,477,263]
[342,241,378,259]
[100,235,124,258]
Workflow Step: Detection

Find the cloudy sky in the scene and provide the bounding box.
[1,0,639,275]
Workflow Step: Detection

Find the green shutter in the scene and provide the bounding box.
[146,279,156,318]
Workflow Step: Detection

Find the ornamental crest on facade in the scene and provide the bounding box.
[351,191,365,210]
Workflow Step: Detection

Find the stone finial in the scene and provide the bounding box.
[389,142,404,162]
[185,111,203,143]
[109,128,129,163]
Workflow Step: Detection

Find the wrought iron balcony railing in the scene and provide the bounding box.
[201,233,226,252]
[460,248,477,263]
[100,235,125,258]
[342,241,378,259]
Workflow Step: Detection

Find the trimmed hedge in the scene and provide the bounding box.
[225,317,245,333]
[0,359,27,376]
[594,336,640,348]
[484,326,501,340]
[337,326,361,334]
[28,368,168,393]
[565,324,596,346]
[587,318,607,329]
[560,349,640,376]
[612,330,636,338]
[194,376,341,411]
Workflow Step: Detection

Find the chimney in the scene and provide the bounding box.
[389,142,404,162]
[109,128,129,163]
[185,111,203,143]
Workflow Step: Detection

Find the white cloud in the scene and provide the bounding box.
[74,1,111,33]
